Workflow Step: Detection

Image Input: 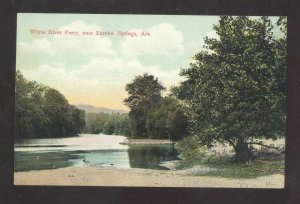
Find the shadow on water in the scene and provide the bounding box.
[127,144,179,170]
[14,149,130,172]
[14,151,84,172]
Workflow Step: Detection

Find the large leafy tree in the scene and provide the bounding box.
[124,73,165,137]
[178,16,286,163]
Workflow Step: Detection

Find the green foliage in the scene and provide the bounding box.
[178,16,287,162]
[15,70,86,138]
[176,136,207,165]
[146,96,189,141]
[124,73,165,137]
[83,112,130,136]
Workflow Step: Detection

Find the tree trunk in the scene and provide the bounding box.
[233,139,253,163]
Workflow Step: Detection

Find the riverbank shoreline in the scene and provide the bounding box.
[14,166,284,188]
[119,138,175,145]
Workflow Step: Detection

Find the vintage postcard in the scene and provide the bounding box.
[14,13,286,188]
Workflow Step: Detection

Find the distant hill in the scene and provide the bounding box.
[74,104,128,114]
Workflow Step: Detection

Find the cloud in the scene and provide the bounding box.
[182,30,220,57]
[75,56,160,85]
[121,22,184,56]
[207,30,220,40]
[147,68,184,90]
[22,64,99,94]
[17,39,50,70]
[183,38,205,58]
[73,56,182,89]
[18,38,52,53]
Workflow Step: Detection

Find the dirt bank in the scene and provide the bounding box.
[14,166,284,188]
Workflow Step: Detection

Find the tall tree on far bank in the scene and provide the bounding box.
[43,88,70,137]
[124,73,165,137]
[16,70,48,138]
[178,16,287,163]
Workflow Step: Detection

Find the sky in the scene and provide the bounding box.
[16,14,281,110]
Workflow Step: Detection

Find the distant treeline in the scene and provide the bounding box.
[16,70,86,138]
[82,96,189,141]
[83,112,130,136]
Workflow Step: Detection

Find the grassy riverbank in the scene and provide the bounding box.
[174,136,285,179]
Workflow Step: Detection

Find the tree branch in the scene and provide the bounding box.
[226,139,236,149]
[246,142,281,151]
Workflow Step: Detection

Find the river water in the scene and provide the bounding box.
[14,134,178,172]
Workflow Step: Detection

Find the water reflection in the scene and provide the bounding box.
[128,144,179,170]
[14,134,179,172]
